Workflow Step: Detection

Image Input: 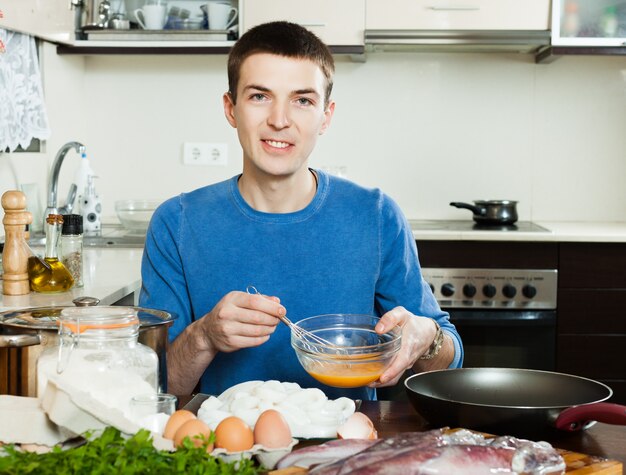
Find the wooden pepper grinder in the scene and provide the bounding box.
[2,190,33,295]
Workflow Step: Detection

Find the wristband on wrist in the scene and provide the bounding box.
[419,320,444,360]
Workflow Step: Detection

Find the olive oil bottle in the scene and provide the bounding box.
[28,214,74,293]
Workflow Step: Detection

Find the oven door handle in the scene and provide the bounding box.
[449,310,556,326]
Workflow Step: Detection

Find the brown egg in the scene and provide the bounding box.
[214,416,254,452]
[173,419,214,450]
[163,410,196,440]
[254,409,292,448]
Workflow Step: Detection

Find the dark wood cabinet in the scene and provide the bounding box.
[557,243,626,404]
[417,240,558,269]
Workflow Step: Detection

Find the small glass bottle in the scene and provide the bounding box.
[27,214,74,293]
[37,307,159,420]
[61,214,84,287]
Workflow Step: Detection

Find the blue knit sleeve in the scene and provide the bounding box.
[139,195,192,343]
[376,194,464,369]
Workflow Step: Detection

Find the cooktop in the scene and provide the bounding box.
[408,220,550,233]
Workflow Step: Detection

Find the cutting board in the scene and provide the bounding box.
[561,450,622,474]
[267,442,623,474]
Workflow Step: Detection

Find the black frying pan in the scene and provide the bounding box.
[405,368,626,437]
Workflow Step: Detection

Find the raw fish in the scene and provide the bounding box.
[277,429,566,475]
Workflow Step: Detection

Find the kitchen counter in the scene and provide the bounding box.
[0,247,143,311]
[410,220,626,243]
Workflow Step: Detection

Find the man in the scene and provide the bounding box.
[140,21,463,400]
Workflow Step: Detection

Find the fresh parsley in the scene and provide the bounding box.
[0,427,259,474]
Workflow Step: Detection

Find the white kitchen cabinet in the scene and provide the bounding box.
[0,0,77,44]
[241,0,366,47]
[365,0,551,31]
[551,0,626,46]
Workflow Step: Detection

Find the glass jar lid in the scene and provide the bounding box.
[59,307,139,334]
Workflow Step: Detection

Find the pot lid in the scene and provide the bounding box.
[0,306,175,331]
[473,200,518,205]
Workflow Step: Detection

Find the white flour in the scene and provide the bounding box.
[38,348,157,420]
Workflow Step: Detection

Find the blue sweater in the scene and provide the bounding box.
[139,170,463,400]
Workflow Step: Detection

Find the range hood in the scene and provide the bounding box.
[364,29,551,54]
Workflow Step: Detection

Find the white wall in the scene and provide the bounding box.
[7,45,626,224]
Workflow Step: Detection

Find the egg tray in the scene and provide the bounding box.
[208,438,298,469]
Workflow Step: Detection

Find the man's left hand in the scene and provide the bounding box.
[369,306,438,387]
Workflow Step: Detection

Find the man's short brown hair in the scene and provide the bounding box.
[227,21,335,107]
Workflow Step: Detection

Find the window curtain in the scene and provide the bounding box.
[0,28,51,152]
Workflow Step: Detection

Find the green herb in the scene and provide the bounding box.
[0,427,259,475]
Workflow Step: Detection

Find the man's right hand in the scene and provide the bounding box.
[195,290,285,353]
[167,290,285,395]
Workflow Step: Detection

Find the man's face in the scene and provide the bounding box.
[224,53,334,179]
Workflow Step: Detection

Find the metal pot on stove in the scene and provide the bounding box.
[450,200,518,225]
[0,300,175,397]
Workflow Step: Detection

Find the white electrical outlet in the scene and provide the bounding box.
[183,143,228,166]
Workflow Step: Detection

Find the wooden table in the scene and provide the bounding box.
[179,396,626,466]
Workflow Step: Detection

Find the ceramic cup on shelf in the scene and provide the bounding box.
[207,2,238,30]
[134,4,167,29]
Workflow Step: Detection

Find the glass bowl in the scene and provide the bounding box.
[291,314,402,388]
[115,199,160,233]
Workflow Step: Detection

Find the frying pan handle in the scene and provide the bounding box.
[449,202,486,216]
[555,402,626,431]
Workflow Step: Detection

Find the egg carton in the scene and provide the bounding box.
[209,438,298,469]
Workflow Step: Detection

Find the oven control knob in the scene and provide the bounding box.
[482,284,497,298]
[428,283,435,294]
[463,283,477,298]
[502,284,517,299]
[522,284,537,299]
[441,283,455,297]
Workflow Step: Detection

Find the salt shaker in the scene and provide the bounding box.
[61,214,84,287]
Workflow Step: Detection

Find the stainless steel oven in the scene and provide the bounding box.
[422,268,558,371]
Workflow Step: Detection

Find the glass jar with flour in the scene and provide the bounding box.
[37,307,159,420]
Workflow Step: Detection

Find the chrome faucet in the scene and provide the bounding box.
[43,141,86,227]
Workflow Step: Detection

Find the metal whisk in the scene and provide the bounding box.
[246,285,343,352]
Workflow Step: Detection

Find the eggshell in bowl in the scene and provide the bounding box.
[336,412,378,440]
